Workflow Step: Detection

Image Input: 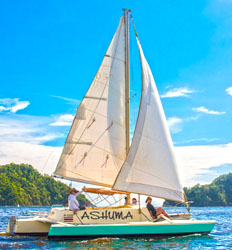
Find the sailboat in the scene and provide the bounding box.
[6,9,215,239]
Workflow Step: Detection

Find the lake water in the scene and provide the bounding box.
[0,206,231,249]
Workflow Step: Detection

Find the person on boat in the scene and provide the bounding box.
[124,196,128,205]
[68,188,84,213]
[146,197,170,220]
[132,198,137,205]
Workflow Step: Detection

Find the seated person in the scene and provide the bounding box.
[124,196,128,205]
[146,197,170,220]
[68,188,83,214]
[132,198,137,205]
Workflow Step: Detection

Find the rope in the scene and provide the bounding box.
[75,214,83,225]
[129,17,137,130]
[130,14,138,38]
[75,121,114,168]
[101,154,109,168]
[102,195,126,209]
[87,117,96,129]
[78,152,87,165]
[106,121,113,130]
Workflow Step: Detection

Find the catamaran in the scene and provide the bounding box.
[6,9,215,239]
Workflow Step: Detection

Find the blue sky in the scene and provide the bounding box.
[0,0,232,187]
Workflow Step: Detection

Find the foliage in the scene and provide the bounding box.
[0,163,89,206]
[164,172,232,206]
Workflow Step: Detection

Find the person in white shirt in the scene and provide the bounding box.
[68,188,83,213]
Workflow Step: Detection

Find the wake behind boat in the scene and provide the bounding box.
[6,9,215,239]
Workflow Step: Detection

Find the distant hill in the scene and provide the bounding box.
[0,163,89,206]
[164,172,232,206]
[184,172,232,206]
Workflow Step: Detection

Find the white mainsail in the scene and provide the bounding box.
[113,38,185,203]
[54,16,127,187]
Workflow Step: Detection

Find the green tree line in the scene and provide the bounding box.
[0,163,89,206]
[164,172,232,206]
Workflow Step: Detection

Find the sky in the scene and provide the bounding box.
[0,0,232,192]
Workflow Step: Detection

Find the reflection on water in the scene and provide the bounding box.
[0,206,231,249]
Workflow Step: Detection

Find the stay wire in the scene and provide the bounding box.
[129,17,137,130]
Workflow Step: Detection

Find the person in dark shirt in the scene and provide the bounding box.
[146,197,170,220]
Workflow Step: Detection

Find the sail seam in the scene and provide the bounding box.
[105,54,125,63]
[80,106,124,127]
[54,174,112,188]
[127,167,182,191]
[123,182,184,202]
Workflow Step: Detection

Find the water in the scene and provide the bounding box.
[0,206,231,249]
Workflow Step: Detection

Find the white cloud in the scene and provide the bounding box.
[0,114,64,144]
[175,137,218,144]
[0,98,30,113]
[167,117,183,134]
[161,87,195,98]
[226,86,232,96]
[0,142,62,175]
[192,106,226,115]
[51,95,80,104]
[50,114,74,126]
[167,115,200,134]
[1,140,232,191]
[175,143,232,187]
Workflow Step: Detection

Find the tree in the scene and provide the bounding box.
[0,163,90,206]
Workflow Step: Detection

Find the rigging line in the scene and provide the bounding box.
[83,191,97,207]
[66,140,123,169]
[80,106,124,127]
[100,195,112,205]
[130,14,139,38]
[141,211,152,222]
[75,214,84,225]
[100,154,109,168]
[60,168,109,184]
[102,195,125,209]
[91,194,113,206]
[129,17,137,131]
[87,194,106,206]
[86,117,96,128]
[57,166,120,188]
[91,195,107,206]
[56,19,124,171]
[73,122,114,169]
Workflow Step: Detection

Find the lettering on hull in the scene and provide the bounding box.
[81,210,133,221]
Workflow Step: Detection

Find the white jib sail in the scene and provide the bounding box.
[54,16,126,187]
[113,38,185,203]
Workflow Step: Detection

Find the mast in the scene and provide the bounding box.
[123,8,131,204]
[123,8,131,154]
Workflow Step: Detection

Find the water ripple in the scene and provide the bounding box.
[0,206,231,249]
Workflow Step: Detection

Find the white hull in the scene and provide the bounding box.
[6,206,209,237]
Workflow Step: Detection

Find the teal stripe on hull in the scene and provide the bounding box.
[48,222,215,238]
